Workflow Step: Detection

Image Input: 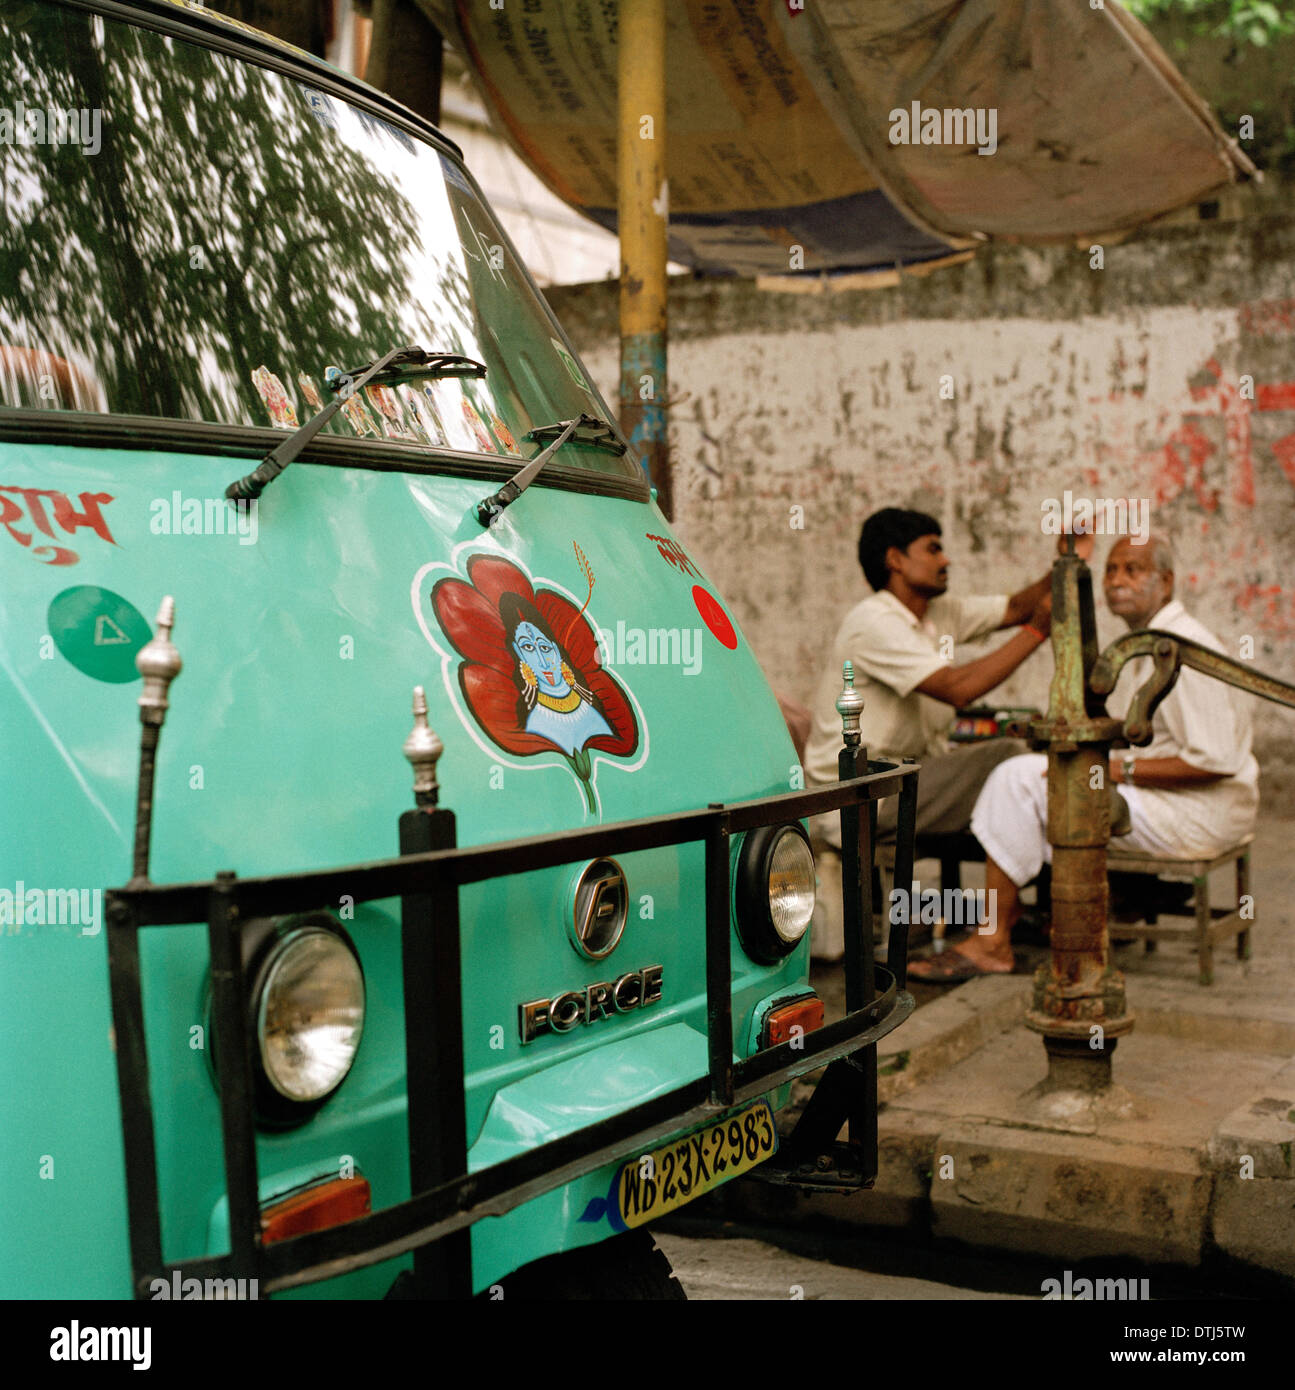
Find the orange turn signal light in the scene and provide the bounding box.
[260,1176,372,1246]
[763,994,824,1048]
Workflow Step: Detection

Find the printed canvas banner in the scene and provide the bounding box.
[426,0,1252,277]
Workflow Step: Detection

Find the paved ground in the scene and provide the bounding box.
[701,818,1295,1288]
[655,1232,1030,1300]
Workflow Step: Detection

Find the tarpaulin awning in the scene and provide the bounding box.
[420,0,1254,278]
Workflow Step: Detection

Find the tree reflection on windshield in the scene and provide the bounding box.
[0,0,620,476]
[0,2,634,477]
[0,4,431,428]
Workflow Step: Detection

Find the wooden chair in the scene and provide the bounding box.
[1104,838,1253,985]
[875,828,1254,984]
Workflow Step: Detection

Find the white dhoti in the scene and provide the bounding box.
[970,753,1182,888]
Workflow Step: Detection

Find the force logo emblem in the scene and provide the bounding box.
[520,965,663,1044]
[569,858,628,959]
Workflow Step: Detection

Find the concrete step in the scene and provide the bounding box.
[746,973,1295,1286]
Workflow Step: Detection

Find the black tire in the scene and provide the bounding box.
[482,1228,686,1301]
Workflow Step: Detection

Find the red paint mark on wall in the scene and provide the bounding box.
[1256,381,1295,412]
[1099,350,1295,512]
[1239,299,1295,336]
[1233,583,1295,640]
[1153,420,1219,511]
[1273,433,1295,487]
[1184,358,1252,507]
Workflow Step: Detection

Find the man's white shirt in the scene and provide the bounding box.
[803,588,1007,785]
[1104,598,1258,855]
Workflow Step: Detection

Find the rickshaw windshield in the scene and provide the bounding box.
[0,1,638,480]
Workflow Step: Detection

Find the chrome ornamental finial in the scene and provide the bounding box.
[404,686,444,807]
[136,596,182,728]
[129,597,182,886]
[836,660,864,749]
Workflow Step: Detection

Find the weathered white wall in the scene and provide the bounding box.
[550,215,1295,807]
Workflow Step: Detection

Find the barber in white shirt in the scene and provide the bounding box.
[803,508,1055,960]
[936,534,1259,979]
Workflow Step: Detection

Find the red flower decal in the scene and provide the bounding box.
[431,556,638,809]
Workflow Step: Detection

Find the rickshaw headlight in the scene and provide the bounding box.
[735,824,816,963]
[256,926,365,1103]
[768,831,817,943]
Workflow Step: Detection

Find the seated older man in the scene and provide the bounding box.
[916,533,1259,981]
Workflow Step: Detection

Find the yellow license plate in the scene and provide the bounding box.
[615,1101,778,1228]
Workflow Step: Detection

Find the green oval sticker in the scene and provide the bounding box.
[48,586,152,683]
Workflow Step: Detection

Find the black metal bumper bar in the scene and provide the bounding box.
[112,771,915,926]
[105,758,918,1299]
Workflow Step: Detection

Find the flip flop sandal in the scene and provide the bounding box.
[908,950,1016,983]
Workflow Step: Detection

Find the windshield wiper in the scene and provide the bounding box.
[225,345,487,501]
[475,413,627,527]
[346,348,487,386]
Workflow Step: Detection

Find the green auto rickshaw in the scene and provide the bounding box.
[0,0,916,1299]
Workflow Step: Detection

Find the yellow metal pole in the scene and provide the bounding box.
[617,0,671,518]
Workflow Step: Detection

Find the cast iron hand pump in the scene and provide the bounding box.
[1025,540,1295,1100]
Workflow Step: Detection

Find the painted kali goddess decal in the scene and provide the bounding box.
[430,552,639,813]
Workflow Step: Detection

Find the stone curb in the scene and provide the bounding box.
[1208,1059,1295,1181]
[736,967,1295,1284]
[878,974,1029,1103]
[926,1120,1210,1268]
